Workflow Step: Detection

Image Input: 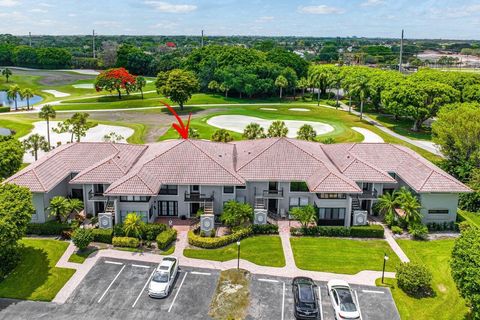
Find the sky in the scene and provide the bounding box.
[0,0,479,39]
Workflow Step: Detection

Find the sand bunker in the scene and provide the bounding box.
[21,121,133,163]
[289,108,310,112]
[42,90,70,98]
[259,108,277,111]
[72,83,94,89]
[207,115,334,138]
[352,127,384,143]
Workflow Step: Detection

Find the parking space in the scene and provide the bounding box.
[351,284,401,320]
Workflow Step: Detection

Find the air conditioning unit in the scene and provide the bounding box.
[200,214,215,236]
[353,210,368,226]
[98,212,113,229]
[254,209,267,225]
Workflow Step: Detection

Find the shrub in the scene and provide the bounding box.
[391,226,403,235]
[144,223,167,241]
[26,221,72,235]
[396,262,433,297]
[112,236,139,248]
[408,223,429,240]
[156,228,177,250]
[91,228,113,244]
[220,201,253,228]
[290,225,384,238]
[188,227,253,249]
[0,106,10,113]
[252,224,279,234]
[113,223,125,237]
[71,228,94,250]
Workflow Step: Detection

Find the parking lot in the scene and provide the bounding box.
[0,257,400,320]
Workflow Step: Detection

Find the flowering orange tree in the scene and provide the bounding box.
[94,67,137,99]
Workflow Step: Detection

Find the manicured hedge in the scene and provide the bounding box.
[91,229,113,244]
[290,224,384,238]
[188,227,253,249]
[113,223,167,240]
[112,236,139,248]
[0,106,10,113]
[252,224,279,234]
[26,221,72,235]
[156,228,177,250]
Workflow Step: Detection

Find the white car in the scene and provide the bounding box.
[148,256,179,298]
[327,280,361,320]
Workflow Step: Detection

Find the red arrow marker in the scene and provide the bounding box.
[160,101,191,139]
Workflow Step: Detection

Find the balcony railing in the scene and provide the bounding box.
[88,190,106,201]
[355,189,378,199]
[262,189,284,198]
[184,191,214,202]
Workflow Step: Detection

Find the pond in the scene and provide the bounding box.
[0,127,12,136]
[0,91,43,109]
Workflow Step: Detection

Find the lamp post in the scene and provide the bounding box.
[382,253,389,284]
[237,240,241,270]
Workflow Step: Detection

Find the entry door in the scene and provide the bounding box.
[268,199,278,214]
[94,201,105,214]
[190,203,201,216]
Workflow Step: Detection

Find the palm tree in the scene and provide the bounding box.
[376,191,398,217]
[351,76,370,120]
[7,85,20,111]
[297,77,309,98]
[20,88,35,110]
[68,198,84,215]
[2,68,12,83]
[243,122,266,140]
[275,75,288,99]
[297,124,317,141]
[187,127,200,139]
[48,196,70,222]
[123,212,145,239]
[136,76,147,99]
[267,121,288,138]
[23,134,49,161]
[38,104,56,149]
[396,187,422,224]
[211,129,233,142]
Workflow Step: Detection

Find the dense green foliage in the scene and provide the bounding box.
[156,228,177,250]
[188,227,252,249]
[91,228,113,244]
[290,205,316,228]
[112,236,140,248]
[0,136,23,179]
[220,201,253,228]
[290,224,384,238]
[251,224,279,234]
[451,225,480,319]
[155,68,199,110]
[71,228,93,250]
[0,184,34,278]
[396,262,433,297]
[26,221,72,235]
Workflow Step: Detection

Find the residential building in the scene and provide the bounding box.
[5,138,470,226]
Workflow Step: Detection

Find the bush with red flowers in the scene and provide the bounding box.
[94,67,137,99]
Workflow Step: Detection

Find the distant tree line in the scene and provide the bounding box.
[0,44,72,68]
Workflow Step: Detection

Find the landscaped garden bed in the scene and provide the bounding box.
[290,237,400,274]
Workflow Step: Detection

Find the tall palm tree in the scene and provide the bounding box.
[296,77,309,98]
[7,85,20,111]
[68,198,84,215]
[376,191,398,217]
[23,134,49,161]
[123,212,145,239]
[2,68,12,83]
[48,196,70,222]
[38,104,56,149]
[396,187,422,224]
[351,76,370,120]
[136,76,147,99]
[275,75,288,99]
[20,88,35,110]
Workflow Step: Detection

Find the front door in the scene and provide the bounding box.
[190,203,201,216]
[268,199,278,215]
[94,201,105,215]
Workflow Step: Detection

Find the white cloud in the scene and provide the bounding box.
[298,5,344,15]
[144,1,197,13]
[30,8,48,13]
[0,0,19,7]
[38,2,52,7]
[256,16,274,23]
[361,0,384,7]
[67,13,77,17]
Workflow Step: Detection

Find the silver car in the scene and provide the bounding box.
[327,280,360,320]
[148,256,179,298]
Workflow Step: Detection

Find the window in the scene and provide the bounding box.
[159,201,178,216]
[290,181,309,192]
[289,197,309,209]
[120,196,149,202]
[236,185,246,190]
[159,185,178,195]
[223,186,234,194]
[318,208,346,220]
[428,209,449,215]
[318,193,347,199]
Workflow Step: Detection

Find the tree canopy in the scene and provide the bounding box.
[0,136,23,179]
[155,69,199,110]
[95,67,137,99]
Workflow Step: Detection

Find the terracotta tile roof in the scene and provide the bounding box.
[6,138,470,195]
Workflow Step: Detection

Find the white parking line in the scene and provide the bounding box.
[354,290,363,320]
[281,282,285,320]
[168,272,188,313]
[362,289,385,294]
[318,286,323,320]
[132,264,150,269]
[258,278,279,283]
[190,271,211,276]
[132,269,155,308]
[98,264,126,303]
[104,260,123,265]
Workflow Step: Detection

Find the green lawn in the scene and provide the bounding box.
[381,240,468,320]
[0,238,76,301]
[290,237,401,274]
[68,247,98,264]
[184,235,286,267]
[366,113,432,141]
[159,245,175,255]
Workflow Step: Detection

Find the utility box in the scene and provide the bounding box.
[254,209,267,225]
[98,212,113,229]
[200,213,215,236]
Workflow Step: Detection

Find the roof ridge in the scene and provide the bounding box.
[189,140,244,184]
[345,154,396,182]
[32,169,47,191]
[419,170,435,190]
[236,138,280,171]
